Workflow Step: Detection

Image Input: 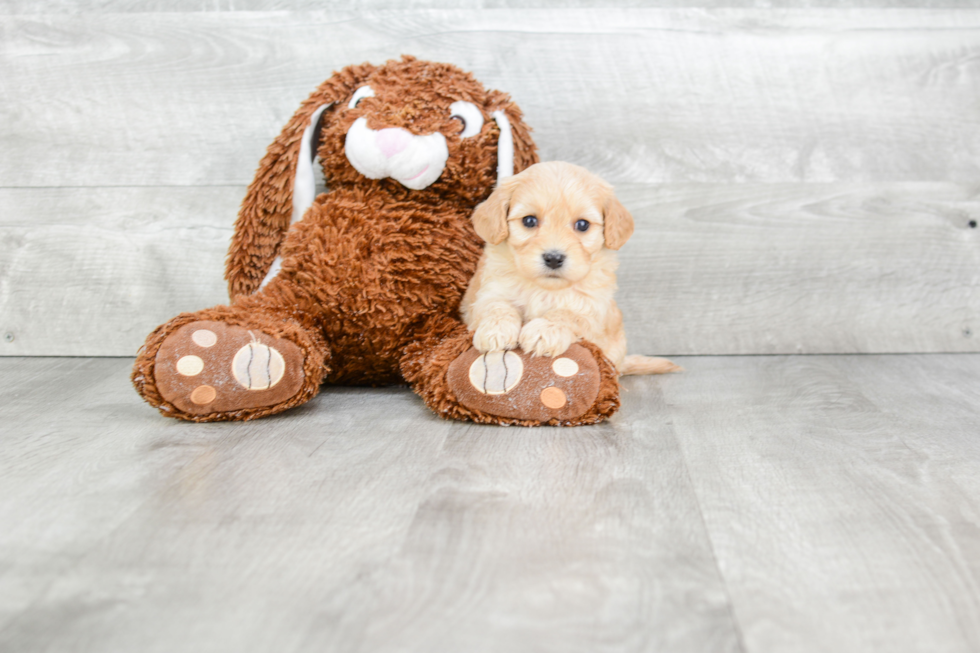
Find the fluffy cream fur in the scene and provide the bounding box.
[461,161,680,376]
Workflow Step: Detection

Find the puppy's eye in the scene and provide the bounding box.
[348,86,375,109]
[522,216,538,229]
[449,101,485,138]
[575,219,591,232]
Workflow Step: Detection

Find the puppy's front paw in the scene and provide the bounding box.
[519,318,578,358]
[473,318,521,353]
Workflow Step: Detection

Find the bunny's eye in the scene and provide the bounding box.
[348,86,375,109]
[449,101,485,138]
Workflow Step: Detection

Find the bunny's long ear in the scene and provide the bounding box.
[225,63,376,300]
[486,90,538,183]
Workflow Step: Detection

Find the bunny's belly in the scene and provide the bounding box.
[271,190,483,383]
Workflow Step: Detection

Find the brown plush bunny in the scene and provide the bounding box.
[132,56,621,426]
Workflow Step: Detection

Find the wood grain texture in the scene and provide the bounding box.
[2,354,980,652]
[5,0,980,12]
[0,356,741,653]
[3,8,979,356]
[655,353,980,652]
[0,187,238,356]
[615,182,980,355]
[3,183,977,356]
[3,10,980,186]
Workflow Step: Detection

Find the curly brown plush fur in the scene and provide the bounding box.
[227,58,534,300]
[132,56,622,426]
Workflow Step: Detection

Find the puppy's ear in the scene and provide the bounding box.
[472,178,515,244]
[603,194,635,250]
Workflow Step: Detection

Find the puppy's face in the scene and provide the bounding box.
[505,172,606,287]
[472,162,635,288]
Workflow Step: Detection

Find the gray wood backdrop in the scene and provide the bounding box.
[2,6,979,356]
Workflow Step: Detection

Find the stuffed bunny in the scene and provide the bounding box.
[132,56,621,426]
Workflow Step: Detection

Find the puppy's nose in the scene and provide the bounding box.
[542,251,566,270]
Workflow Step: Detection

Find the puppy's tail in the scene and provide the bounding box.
[619,355,683,376]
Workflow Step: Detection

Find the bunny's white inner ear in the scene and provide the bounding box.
[259,102,331,292]
[492,110,514,185]
[291,102,332,224]
[258,256,283,291]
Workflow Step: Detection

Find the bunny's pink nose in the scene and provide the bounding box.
[375,128,411,158]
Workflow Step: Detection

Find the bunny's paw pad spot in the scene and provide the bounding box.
[154,321,305,416]
[447,344,600,423]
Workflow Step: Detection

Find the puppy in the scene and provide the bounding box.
[461,161,679,376]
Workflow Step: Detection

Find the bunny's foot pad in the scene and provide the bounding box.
[447,344,600,423]
[153,321,305,416]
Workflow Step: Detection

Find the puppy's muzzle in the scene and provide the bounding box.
[542,251,566,270]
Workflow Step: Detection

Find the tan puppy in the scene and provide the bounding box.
[462,161,679,376]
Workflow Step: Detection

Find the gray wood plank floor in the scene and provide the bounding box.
[2,354,978,652]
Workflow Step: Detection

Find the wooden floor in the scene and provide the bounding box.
[1,355,979,652]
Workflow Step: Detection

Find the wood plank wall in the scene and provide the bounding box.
[1,7,978,356]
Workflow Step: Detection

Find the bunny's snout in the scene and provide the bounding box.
[375,128,412,159]
[345,118,448,190]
